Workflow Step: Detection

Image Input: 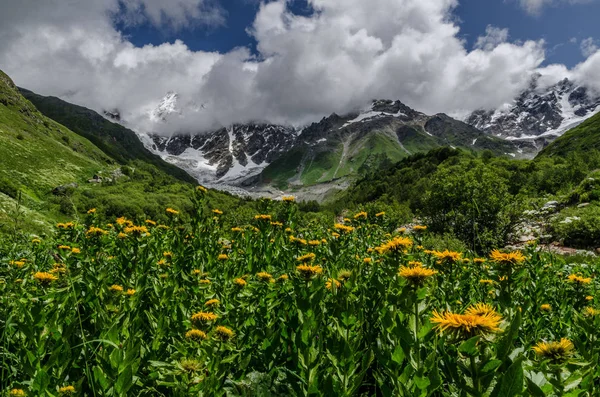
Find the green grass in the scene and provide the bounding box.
[537,111,600,158]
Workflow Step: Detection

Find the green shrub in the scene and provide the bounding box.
[551,204,600,248]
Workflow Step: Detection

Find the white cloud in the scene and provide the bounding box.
[474,26,509,51]
[517,0,595,16]
[580,37,599,57]
[0,0,594,135]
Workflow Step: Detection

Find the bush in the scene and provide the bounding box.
[0,177,19,199]
[421,162,522,252]
[551,204,600,248]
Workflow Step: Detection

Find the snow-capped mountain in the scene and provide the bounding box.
[149,124,298,185]
[149,91,180,123]
[466,77,600,144]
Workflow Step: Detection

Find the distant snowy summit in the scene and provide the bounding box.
[466,76,600,143]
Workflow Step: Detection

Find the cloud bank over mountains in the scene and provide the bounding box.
[1,0,599,134]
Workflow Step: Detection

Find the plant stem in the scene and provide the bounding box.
[414,296,420,369]
[470,355,480,397]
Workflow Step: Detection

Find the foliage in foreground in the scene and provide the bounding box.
[1,190,599,396]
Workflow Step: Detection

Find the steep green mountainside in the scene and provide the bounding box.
[20,88,196,184]
[260,101,528,190]
[536,111,600,158]
[0,70,244,236]
[0,71,112,197]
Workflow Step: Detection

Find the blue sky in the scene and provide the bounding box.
[115,0,600,68]
[3,0,600,132]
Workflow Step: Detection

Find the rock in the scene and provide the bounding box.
[52,182,78,195]
[577,203,590,208]
[543,201,559,208]
[596,248,600,255]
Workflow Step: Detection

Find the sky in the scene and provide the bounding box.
[0,0,599,134]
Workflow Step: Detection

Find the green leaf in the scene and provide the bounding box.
[494,357,524,396]
[392,345,405,365]
[480,359,502,375]
[458,336,479,356]
[115,365,133,395]
[526,377,546,397]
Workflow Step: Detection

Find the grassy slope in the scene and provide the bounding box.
[20,88,196,184]
[537,111,600,158]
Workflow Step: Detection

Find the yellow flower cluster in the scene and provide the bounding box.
[218,254,229,261]
[489,250,525,266]
[191,311,218,323]
[430,303,502,339]
[205,299,220,307]
[334,223,355,233]
[256,272,274,282]
[398,265,438,286]
[254,214,272,221]
[213,209,223,215]
[33,271,58,284]
[86,226,108,237]
[56,222,75,229]
[532,339,574,363]
[234,278,247,287]
[166,208,179,215]
[196,185,208,193]
[186,329,208,340]
[375,236,413,255]
[412,225,427,232]
[214,325,234,340]
[59,385,76,395]
[354,211,367,219]
[296,264,323,279]
[567,274,592,285]
[432,250,462,263]
[297,253,316,263]
[326,278,341,290]
[290,236,308,245]
[124,225,149,235]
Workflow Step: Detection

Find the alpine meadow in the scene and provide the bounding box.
[2,0,600,396]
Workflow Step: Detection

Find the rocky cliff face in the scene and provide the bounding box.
[466,77,600,142]
[148,124,297,184]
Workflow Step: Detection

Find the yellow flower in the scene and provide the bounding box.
[308,240,321,246]
[166,207,179,215]
[297,253,316,263]
[191,269,202,275]
[214,325,234,341]
[163,251,173,258]
[58,245,71,250]
[191,311,218,323]
[205,299,220,307]
[398,266,438,286]
[87,208,96,214]
[86,226,108,237]
[363,258,372,264]
[116,217,128,225]
[256,272,274,282]
[56,222,75,229]
[218,254,229,261]
[338,270,352,282]
[118,232,127,239]
[332,232,341,238]
[326,278,341,290]
[125,289,136,296]
[282,196,295,202]
[32,238,41,244]
[58,385,75,395]
[473,258,486,264]
[231,227,243,232]
[145,219,157,226]
[375,236,413,255]
[354,211,368,219]
[407,261,423,267]
[465,303,498,317]
[234,278,247,287]
[567,274,592,285]
[432,250,462,263]
[278,274,289,282]
[10,260,26,268]
[157,259,167,266]
[334,223,354,233]
[479,279,494,285]
[71,247,81,254]
[212,209,223,215]
[489,250,525,266]
[376,212,385,217]
[157,224,169,230]
[532,339,575,363]
[540,304,552,311]
[430,309,502,339]
[254,214,272,221]
[186,329,208,340]
[584,307,599,317]
[199,279,211,285]
[180,359,202,372]
[124,225,149,235]
[296,264,323,279]
[586,295,594,301]
[413,225,427,232]
[33,272,58,284]
[109,284,124,293]
[196,185,208,193]
[10,389,26,397]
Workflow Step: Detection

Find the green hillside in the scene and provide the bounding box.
[20,88,196,184]
[0,70,245,236]
[261,113,523,191]
[537,111,600,158]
